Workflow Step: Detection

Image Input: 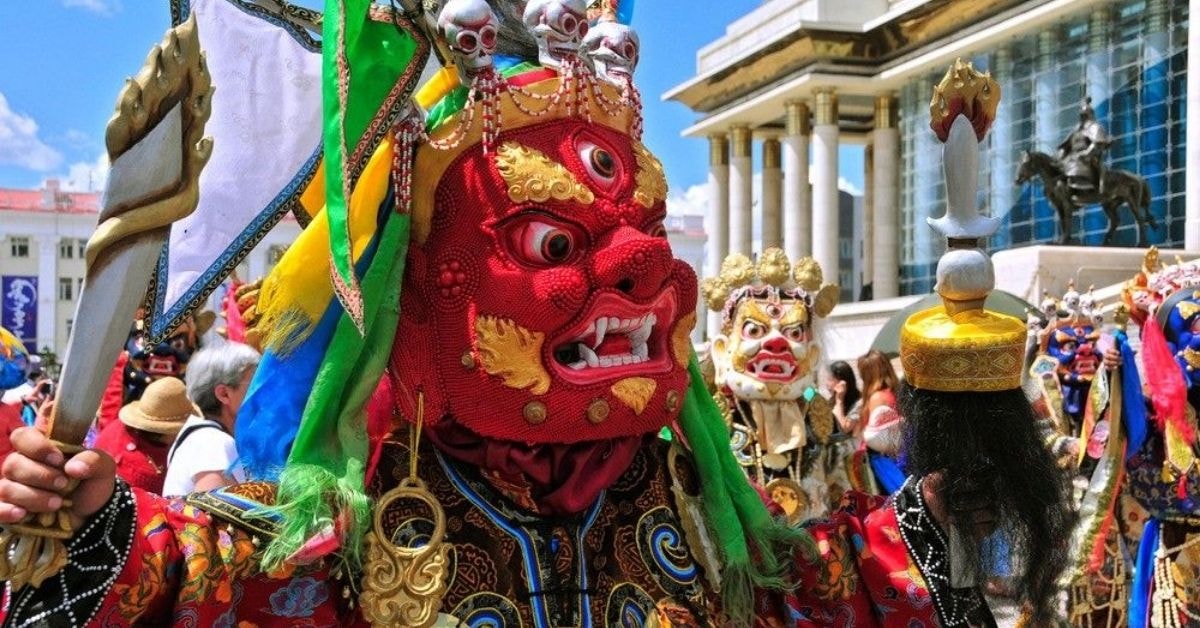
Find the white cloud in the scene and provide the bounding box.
[54,153,110,193]
[58,129,95,150]
[0,93,63,172]
[666,183,708,217]
[837,176,863,197]
[61,0,122,15]
[668,175,863,221]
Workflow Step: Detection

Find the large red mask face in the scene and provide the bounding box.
[391,119,697,443]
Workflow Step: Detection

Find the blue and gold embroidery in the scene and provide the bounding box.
[605,582,656,627]
[637,506,699,589]
[451,591,524,627]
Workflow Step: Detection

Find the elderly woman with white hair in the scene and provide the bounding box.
[161,342,260,497]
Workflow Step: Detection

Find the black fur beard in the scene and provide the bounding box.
[900,386,1074,623]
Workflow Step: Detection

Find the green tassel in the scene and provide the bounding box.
[719,564,755,626]
[256,462,372,572]
[678,355,816,622]
[257,211,409,573]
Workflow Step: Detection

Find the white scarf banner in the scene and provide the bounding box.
[145,0,323,341]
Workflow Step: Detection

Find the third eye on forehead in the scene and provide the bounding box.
[746,300,808,325]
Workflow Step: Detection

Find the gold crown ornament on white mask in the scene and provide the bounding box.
[700,248,839,483]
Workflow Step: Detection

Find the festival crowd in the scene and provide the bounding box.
[0,322,259,500]
[0,2,1194,626]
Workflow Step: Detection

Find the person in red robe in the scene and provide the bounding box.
[0,402,25,463]
[92,377,194,495]
[0,14,1068,628]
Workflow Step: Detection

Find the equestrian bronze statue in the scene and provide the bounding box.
[1015,97,1157,246]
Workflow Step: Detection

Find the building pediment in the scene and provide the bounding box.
[667,0,1021,114]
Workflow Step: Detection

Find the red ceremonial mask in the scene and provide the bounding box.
[389,118,697,444]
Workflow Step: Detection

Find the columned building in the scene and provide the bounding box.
[668,0,1192,302]
[0,180,302,355]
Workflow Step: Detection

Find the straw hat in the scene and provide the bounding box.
[118,377,198,435]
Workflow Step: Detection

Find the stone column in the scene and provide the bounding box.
[761,137,783,249]
[35,237,57,352]
[862,141,874,296]
[783,101,811,262]
[811,88,839,285]
[872,94,900,299]
[706,134,730,339]
[729,125,753,256]
[1189,0,1200,249]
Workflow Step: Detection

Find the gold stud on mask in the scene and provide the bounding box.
[524,401,548,425]
[587,398,610,424]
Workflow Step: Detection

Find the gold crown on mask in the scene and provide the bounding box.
[1043,280,1102,330]
[699,248,840,329]
[1121,246,1200,326]
[900,60,1024,393]
[408,1,647,245]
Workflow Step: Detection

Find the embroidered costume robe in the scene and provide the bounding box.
[4,437,989,627]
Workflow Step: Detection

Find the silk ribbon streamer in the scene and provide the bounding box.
[322,0,421,330]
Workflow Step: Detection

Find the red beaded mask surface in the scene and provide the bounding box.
[389,119,697,443]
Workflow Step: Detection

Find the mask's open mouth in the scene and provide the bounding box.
[746,353,799,381]
[145,356,180,376]
[551,289,678,384]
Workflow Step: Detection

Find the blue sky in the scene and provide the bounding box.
[0,1,865,210]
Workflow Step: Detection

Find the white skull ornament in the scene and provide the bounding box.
[523,0,588,67]
[438,0,499,79]
[581,20,639,81]
[1039,291,1058,320]
[1077,286,1098,322]
[1062,281,1081,314]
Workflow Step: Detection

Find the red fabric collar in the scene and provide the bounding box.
[362,377,646,515]
[425,419,646,515]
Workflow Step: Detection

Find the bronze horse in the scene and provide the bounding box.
[1015,150,1158,246]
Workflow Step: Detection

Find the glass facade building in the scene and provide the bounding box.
[897,0,1189,295]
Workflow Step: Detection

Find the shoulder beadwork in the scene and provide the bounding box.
[185,481,282,539]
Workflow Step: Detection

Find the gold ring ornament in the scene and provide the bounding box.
[360,392,451,628]
[360,476,451,627]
